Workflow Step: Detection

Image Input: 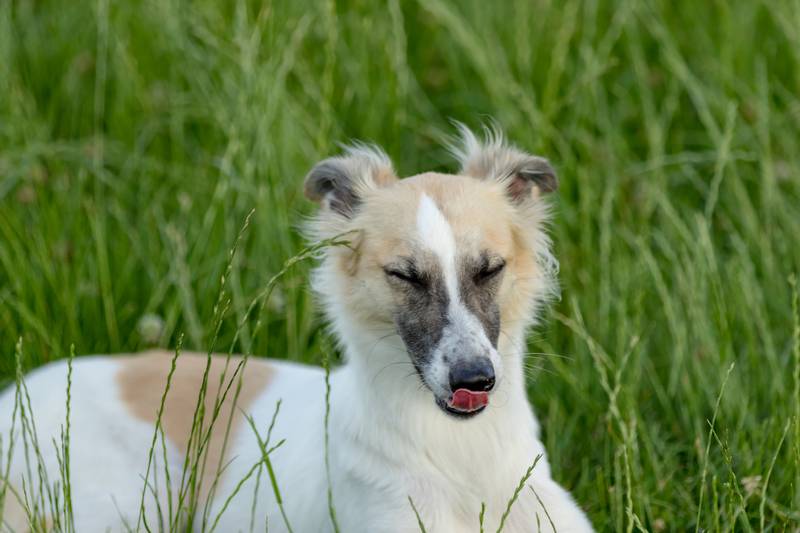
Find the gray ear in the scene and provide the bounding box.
[450,124,558,203]
[505,157,558,200]
[304,143,396,217]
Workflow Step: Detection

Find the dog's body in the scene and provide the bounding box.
[0,128,592,532]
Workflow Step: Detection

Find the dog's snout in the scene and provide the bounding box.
[449,358,495,392]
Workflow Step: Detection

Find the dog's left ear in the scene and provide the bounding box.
[451,124,558,203]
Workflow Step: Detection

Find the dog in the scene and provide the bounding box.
[0,126,593,532]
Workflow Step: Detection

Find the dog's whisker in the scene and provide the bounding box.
[370,360,416,385]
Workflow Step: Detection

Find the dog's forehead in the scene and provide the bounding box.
[361,172,516,258]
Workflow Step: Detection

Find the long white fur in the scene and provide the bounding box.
[0,132,593,532]
[0,358,182,531]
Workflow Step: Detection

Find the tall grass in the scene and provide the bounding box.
[1,0,799,529]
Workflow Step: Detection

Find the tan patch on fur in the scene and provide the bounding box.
[116,350,272,497]
[373,166,398,188]
[2,484,30,532]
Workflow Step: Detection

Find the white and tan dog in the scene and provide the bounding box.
[0,127,593,532]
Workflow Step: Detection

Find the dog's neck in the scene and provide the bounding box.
[326,316,543,506]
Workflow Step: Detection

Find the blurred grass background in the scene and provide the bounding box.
[1,0,800,529]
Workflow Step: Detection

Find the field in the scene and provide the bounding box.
[2,0,800,530]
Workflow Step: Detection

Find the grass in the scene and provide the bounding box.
[1,0,799,529]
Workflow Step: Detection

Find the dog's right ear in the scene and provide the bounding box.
[304,144,397,218]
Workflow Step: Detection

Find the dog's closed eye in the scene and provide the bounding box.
[384,266,427,287]
[474,260,505,284]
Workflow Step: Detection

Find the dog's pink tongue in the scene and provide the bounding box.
[451,388,489,411]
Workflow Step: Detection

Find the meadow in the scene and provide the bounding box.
[1,0,800,530]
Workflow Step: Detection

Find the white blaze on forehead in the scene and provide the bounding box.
[416,193,459,299]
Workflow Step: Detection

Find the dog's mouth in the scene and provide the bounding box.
[436,388,489,419]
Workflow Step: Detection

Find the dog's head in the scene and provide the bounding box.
[305,126,558,418]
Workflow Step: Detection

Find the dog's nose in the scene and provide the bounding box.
[449,358,495,392]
